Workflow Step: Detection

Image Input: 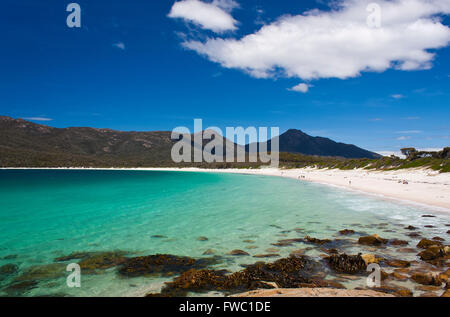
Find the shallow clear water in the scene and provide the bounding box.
[0,170,448,297]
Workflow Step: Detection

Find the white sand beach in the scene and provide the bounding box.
[3,167,450,211]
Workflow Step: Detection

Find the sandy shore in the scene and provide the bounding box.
[3,166,450,211]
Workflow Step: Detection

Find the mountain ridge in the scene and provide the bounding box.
[0,116,380,167]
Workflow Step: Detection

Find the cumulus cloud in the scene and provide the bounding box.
[182,0,450,81]
[288,83,310,93]
[396,136,411,140]
[168,0,239,33]
[391,94,405,99]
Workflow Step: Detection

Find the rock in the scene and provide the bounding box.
[151,235,167,239]
[386,260,411,268]
[390,272,408,281]
[447,230,450,234]
[411,272,443,286]
[395,289,413,297]
[417,238,442,249]
[389,239,409,246]
[361,254,380,266]
[228,250,250,256]
[202,249,216,255]
[253,254,280,258]
[232,288,394,297]
[442,290,450,297]
[266,248,280,253]
[407,232,421,238]
[1,254,18,260]
[289,250,305,257]
[415,285,442,292]
[197,236,208,241]
[418,245,446,261]
[432,237,445,242]
[420,292,439,297]
[397,248,416,253]
[394,268,410,274]
[243,240,255,243]
[424,225,435,228]
[304,236,331,245]
[327,253,367,274]
[404,225,417,230]
[117,254,220,277]
[422,215,436,218]
[338,229,355,235]
[358,234,388,246]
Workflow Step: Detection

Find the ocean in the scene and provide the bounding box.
[0,170,448,296]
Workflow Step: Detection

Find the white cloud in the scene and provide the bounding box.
[182,0,450,82]
[288,83,310,93]
[396,136,411,140]
[23,117,53,122]
[396,130,422,134]
[168,0,238,33]
[402,116,420,120]
[391,94,405,99]
[113,42,126,50]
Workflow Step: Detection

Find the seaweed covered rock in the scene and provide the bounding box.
[417,239,442,249]
[411,272,443,286]
[418,245,446,261]
[327,253,367,274]
[358,234,388,246]
[117,254,220,277]
[151,255,323,296]
[3,280,39,296]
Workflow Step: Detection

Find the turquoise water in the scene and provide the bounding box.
[0,170,448,297]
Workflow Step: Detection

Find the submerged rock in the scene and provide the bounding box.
[14,263,66,282]
[432,237,445,242]
[386,260,411,268]
[338,229,355,235]
[389,239,409,246]
[117,254,220,277]
[304,236,331,245]
[358,234,388,246]
[3,280,39,296]
[361,254,381,266]
[327,253,366,274]
[0,264,19,281]
[202,249,216,255]
[227,250,250,256]
[78,252,128,271]
[422,215,436,218]
[197,237,208,241]
[151,235,167,239]
[253,254,280,258]
[404,225,417,230]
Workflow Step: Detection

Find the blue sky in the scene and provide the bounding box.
[1,0,449,155]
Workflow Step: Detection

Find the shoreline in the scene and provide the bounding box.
[2,166,450,212]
